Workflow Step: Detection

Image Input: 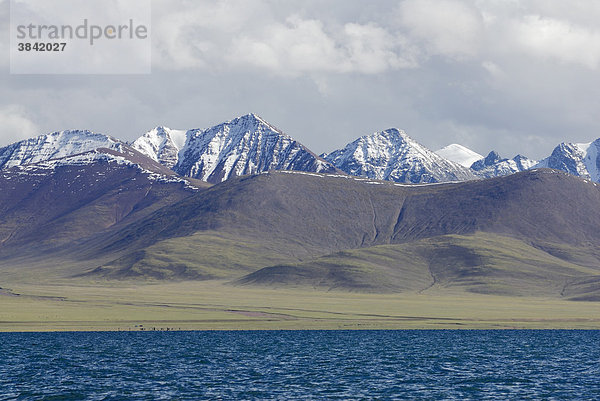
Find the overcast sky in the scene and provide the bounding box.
[2,0,600,159]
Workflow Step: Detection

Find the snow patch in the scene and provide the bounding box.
[435,144,483,168]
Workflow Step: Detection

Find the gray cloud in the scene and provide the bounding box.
[1,0,600,160]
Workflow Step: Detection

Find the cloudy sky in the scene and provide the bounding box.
[2,0,600,159]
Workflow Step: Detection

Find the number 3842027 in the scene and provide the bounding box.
[17,42,67,51]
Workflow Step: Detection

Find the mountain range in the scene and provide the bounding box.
[321,129,475,184]
[1,113,600,300]
[132,114,338,183]
[2,113,599,185]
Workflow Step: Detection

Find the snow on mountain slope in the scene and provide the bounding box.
[535,139,600,182]
[13,118,600,188]
[323,129,476,184]
[435,144,483,168]
[1,146,203,190]
[0,130,122,170]
[173,113,337,183]
[131,126,187,169]
[471,151,537,178]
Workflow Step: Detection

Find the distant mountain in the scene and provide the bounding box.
[159,113,339,183]
[7,119,600,188]
[323,129,476,183]
[435,144,483,168]
[468,139,600,183]
[535,140,600,182]
[471,151,537,178]
[17,118,600,188]
[131,126,187,169]
[0,130,122,169]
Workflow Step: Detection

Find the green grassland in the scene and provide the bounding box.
[2,232,600,332]
[1,279,600,332]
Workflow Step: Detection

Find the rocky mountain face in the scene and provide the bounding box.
[471,151,537,178]
[126,118,600,186]
[322,128,600,185]
[0,116,339,187]
[535,140,600,182]
[165,113,338,183]
[0,128,200,190]
[122,114,600,187]
[1,116,600,188]
[323,129,476,184]
[0,130,122,170]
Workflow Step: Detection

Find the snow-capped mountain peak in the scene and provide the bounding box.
[131,126,187,169]
[435,144,483,168]
[324,128,475,184]
[470,151,537,178]
[576,141,600,182]
[171,113,337,183]
[535,139,600,182]
[471,151,502,170]
[0,130,122,170]
[12,115,600,187]
[512,155,537,172]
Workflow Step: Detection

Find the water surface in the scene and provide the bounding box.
[1,330,598,400]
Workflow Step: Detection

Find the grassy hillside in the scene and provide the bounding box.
[88,231,299,280]
[238,233,600,298]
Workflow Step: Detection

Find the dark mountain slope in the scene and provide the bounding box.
[389,169,600,245]
[84,168,600,287]
[94,168,600,255]
[0,147,208,259]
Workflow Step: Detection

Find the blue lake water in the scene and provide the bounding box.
[0,330,599,400]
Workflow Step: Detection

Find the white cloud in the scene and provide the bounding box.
[141,0,600,86]
[230,16,343,75]
[342,22,417,73]
[510,15,600,69]
[150,0,416,75]
[228,17,416,76]
[397,0,484,59]
[0,105,40,145]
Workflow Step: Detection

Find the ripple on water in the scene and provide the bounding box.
[0,330,599,400]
